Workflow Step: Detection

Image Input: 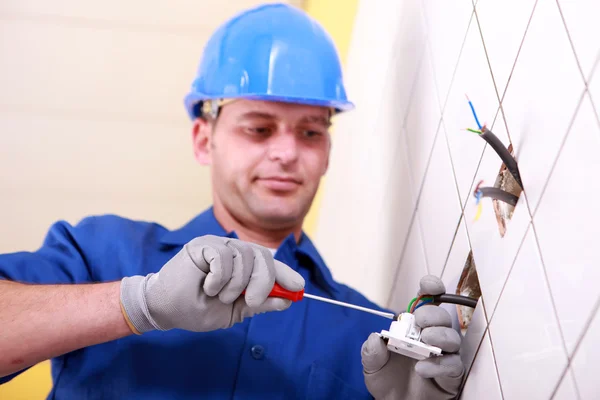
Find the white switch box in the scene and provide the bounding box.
[378,313,443,360]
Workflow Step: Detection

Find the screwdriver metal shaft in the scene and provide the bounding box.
[303,293,396,320]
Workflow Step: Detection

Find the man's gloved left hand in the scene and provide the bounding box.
[361,275,465,400]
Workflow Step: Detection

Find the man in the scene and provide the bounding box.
[0,4,464,399]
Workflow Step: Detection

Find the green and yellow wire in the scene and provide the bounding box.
[407,295,434,313]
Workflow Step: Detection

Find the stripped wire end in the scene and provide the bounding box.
[473,180,484,222]
[474,202,483,222]
[473,180,484,200]
[466,128,482,134]
[466,94,483,130]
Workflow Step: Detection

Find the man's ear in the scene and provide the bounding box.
[192,118,212,165]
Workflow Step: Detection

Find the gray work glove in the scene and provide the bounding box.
[361,275,464,400]
[120,235,305,334]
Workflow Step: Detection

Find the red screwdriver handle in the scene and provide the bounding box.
[242,282,304,302]
[269,282,305,302]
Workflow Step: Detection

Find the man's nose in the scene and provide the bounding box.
[268,131,299,165]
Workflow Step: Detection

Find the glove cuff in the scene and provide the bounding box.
[120,274,162,334]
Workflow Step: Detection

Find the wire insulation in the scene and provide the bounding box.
[466,95,482,129]
[398,294,478,318]
[478,187,519,206]
[407,297,417,313]
[411,295,426,313]
[480,127,523,188]
[432,294,478,308]
[414,298,433,310]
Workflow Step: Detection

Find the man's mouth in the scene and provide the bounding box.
[256,176,302,191]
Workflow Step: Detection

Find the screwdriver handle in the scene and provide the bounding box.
[242,282,305,302]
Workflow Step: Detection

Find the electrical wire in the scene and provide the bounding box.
[474,202,483,221]
[477,187,519,206]
[414,298,433,310]
[407,297,418,313]
[466,95,482,130]
[479,126,523,188]
[473,180,484,221]
[410,295,426,313]
[405,293,478,314]
[432,294,478,308]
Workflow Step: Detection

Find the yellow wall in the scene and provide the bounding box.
[302,0,360,237]
[0,364,53,400]
[0,1,358,398]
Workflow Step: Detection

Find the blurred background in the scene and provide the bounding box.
[2,0,599,399]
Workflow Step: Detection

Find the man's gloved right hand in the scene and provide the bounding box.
[119,235,305,334]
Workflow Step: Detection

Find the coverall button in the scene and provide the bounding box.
[250,345,265,360]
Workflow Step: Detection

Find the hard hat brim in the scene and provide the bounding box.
[184,93,355,120]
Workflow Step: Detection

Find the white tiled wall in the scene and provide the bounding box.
[316,0,600,397]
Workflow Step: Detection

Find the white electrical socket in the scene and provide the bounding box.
[378,313,443,360]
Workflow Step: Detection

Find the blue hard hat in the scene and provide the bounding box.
[183,3,354,119]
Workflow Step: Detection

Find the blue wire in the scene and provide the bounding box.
[468,100,482,130]
[414,298,433,310]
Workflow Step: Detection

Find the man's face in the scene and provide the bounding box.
[193,100,332,230]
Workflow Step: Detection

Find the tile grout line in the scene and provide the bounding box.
[454,187,505,398]
[473,0,503,116]
[412,121,456,277]
[375,2,430,149]
[415,3,476,278]
[584,52,600,131]
[421,4,476,233]
[388,53,442,300]
[431,8,476,118]
[364,2,430,274]
[437,213,463,280]
[440,117,467,214]
[457,326,489,397]
[384,210,419,308]
[399,34,430,132]
[530,88,587,218]
[363,3,432,303]
[458,106,503,215]
[435,2,491,375]
[377,129,418,305]
[415,209,431,277]
[486,222,530,325]
[437,117,468,279]
[555,0,590,91]
[549,292,600,400]
[435,2,489,215]
[530,222,580,399]
[498,0,539,110]
[458,296,490,397]
[485,324,506,399]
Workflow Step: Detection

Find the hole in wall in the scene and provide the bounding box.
[456,250,481,336]
[491,144,523,238]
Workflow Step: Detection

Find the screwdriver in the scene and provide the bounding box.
[245,282,397,320]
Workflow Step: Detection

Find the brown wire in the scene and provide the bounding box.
[411,294,425,313]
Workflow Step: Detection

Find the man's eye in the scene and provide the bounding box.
[247,127,271,135]
[303,130,323,138]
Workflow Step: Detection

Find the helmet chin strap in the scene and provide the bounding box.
[201,99,238,119]
[201,98,335,121]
